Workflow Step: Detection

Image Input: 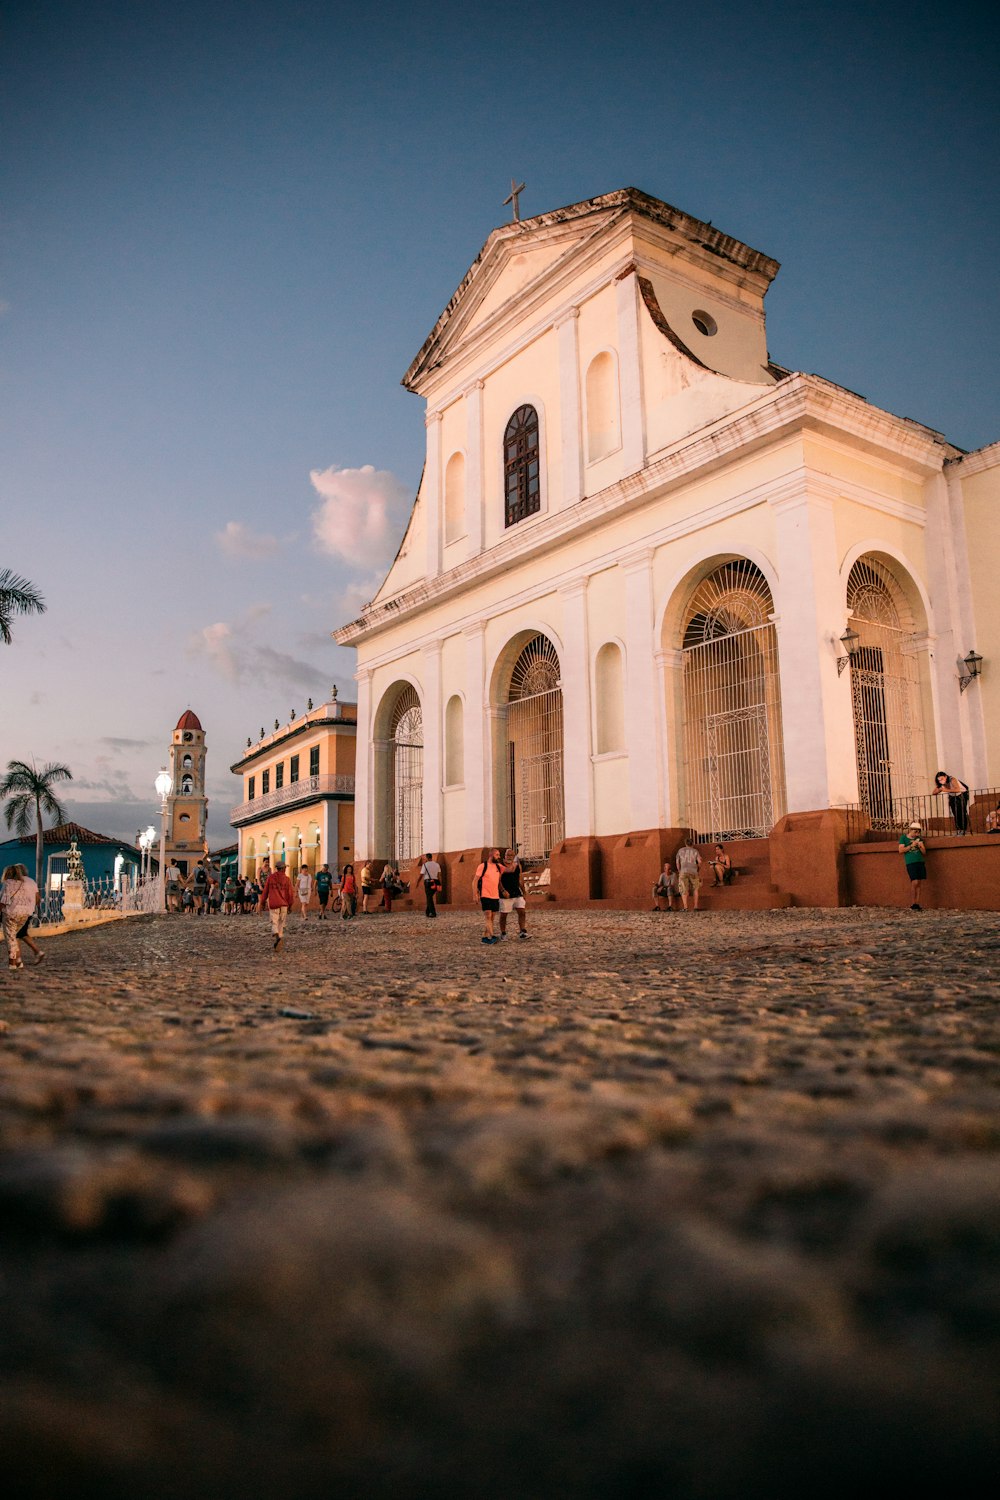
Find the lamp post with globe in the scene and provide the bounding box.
[155,768,172,911]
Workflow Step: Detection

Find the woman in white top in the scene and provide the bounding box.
[296,865,313,919]
[1,863,42,969]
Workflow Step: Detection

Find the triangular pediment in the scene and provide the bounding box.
[402,189,780,395]
[403,201,626,392]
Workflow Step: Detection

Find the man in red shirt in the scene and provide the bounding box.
[258,861,295,951]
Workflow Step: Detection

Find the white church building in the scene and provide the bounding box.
[335,188,999,905]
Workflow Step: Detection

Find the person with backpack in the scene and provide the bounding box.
[473,847,504,944]
[314,863,333,919]
[675,838,703,911]
[258,861,294,952]
[191,860,209,915]
[498,848,528,939]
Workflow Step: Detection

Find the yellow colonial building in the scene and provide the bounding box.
[229,695,356,878]
[335,188,999,906]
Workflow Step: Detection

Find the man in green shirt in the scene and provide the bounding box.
[898,821,927,911]
[314,864,334,920]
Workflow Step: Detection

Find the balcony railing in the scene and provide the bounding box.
[230,773,355,825]
[839,786,1000,843]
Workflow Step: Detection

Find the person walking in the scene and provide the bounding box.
[418,852,442,918]
[498,848,528,939]
[675,838,703,911]
[899,821,928,910]
[165,859,182,913]
[360,861,376,914]
[340,863,358,919]
[191,860,209,915]
[474,847,504,944]
[932,771,970,834]
[258,860,294,952]
[296,864,313,920]
[314,863,333,919]
[1,863,43,969]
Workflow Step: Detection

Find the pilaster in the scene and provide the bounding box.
[464,381,485,557]
[619,549,661,828]
[615,270,646,478]
[556,309,583,507]
[425,410,443,581]
[354,666,373,859]
[421,641,444,852]
[769,486,858,809]
[558,578,592,836]
[463,623,488,848]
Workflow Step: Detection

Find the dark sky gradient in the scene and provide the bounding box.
[2,0,997,842]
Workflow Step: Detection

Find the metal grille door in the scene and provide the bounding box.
[391,687,423,862]
[681,561,785,840]
[506,636,565,858]
[847,557,922,829]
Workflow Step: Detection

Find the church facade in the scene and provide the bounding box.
[335,189,999,904]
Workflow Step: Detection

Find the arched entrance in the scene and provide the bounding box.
[846,555,927,827]
[374,683,424,862]
[502,634,565,858]
[681,559,785,839]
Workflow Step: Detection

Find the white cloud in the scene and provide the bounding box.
[215,521,281,560]
[188,606,325,694]
[309,463,410,570]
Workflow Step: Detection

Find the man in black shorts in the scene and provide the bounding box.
[498,848,528,939]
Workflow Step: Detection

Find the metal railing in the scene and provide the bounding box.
[839,787,1000,844]
[230,773,355,825]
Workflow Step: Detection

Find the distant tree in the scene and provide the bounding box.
[0,569,45,644]
[1,760,73,888]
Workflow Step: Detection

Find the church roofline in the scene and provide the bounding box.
[334,372,958,649]
[402,188,780,393]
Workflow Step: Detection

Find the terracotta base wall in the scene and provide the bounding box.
[352,824,1000,912]
[846,835,1000,912]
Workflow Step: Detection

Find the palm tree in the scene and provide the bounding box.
[0,569,45,644]
[1,760,73,888]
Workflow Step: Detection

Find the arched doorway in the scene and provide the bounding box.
[373,684,424,862]
[846,555,927,827]
[681,559,785,839]
[503,634,565,858]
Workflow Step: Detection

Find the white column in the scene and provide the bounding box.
[425,410,443,581]
[619,549,661,828]
[321,798,335,869]
[558,578,592,836]
[654,648,680,827]
[556,308,583,506]
[464,380,485,557]
[927,470,988,786]
[770,487,858,810]
[615,269,646,477]
[353,666,373,859]
[463,622,487,848]
[421,641,443,853]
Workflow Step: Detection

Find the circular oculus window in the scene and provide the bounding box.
[692,310,718,337]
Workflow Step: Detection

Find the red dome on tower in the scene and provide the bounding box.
[175,709,203,732]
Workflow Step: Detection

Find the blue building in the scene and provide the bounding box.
[0,821,143,898]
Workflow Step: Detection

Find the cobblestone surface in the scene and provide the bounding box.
[1,907,998,1497]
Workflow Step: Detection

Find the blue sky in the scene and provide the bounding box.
[2,0,998,844]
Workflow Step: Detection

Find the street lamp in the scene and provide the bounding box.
[836,626,861,677]
[155,767,172,911]
[139,824,157,880]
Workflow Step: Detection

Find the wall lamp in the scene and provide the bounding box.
[836,626,861,676]
[959,649,983,693]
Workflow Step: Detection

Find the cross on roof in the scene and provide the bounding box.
[503,178,526,222]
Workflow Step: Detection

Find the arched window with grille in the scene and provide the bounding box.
[503,405,541,527]
[681,560,786,839]
[846,555,927,827]
[390,686,424,861]
[503,634,564,857]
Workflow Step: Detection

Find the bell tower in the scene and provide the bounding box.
[165,709,208,875]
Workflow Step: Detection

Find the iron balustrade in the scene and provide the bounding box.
[230,773,355,825]
[839,787,1000,844]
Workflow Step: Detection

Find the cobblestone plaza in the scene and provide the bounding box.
[1,908,997,1496]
